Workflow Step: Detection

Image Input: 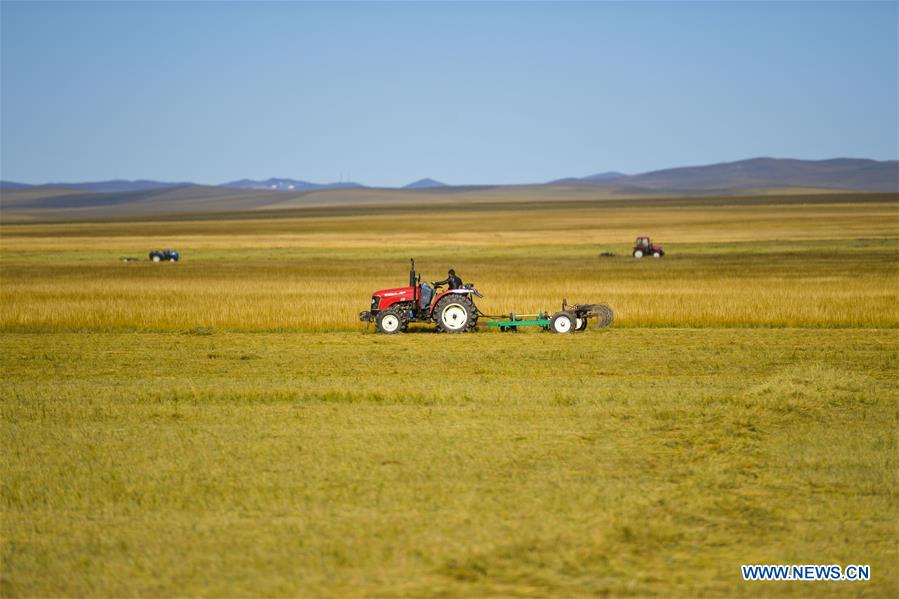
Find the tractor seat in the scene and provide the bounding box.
[420,282,435,308]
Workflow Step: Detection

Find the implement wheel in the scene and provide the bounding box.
[550,311,575,334]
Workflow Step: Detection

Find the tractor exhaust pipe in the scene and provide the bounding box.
[410,258,421,305]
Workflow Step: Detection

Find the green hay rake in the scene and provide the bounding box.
[482,300,614,333]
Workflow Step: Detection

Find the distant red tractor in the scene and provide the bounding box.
[632,236,664,258]
[359,259,482,334]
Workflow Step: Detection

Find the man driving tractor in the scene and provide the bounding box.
[433,269,463,290]
[359,261,481,334]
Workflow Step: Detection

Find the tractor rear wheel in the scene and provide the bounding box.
[376,308,404,334]
[633,250,643,258]
[434,295,476,333]
[550,311,575,334]
[151,255,161,262]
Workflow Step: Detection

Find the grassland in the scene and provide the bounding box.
[2,330,896,596]
[1,195,897,331]
[1,193,897,596]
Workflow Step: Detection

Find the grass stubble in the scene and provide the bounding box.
[1,193,897,596]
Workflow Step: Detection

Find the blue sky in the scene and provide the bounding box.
[1,1,896,186]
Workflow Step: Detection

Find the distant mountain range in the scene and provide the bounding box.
[0,177,367,193]
[222,178,365,191]
[2,158,896,196]
[0,179,191,193]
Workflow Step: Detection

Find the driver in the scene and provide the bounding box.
[434,268,463,290]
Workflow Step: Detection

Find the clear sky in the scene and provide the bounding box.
[1,1,896,187]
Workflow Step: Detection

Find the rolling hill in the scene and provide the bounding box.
[560,158,898,192]
[0,181,34,191]
[403,178,448,189]
[2,157,895,221]
[0,179,192,193]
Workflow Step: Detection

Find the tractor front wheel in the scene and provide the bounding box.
[434,295,476,333]
[575,317,588,331]
[652,251,661,258]
[376,308,404,334]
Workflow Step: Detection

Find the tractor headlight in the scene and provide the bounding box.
[371,296,380,311]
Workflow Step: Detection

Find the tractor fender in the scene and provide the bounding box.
[431,289,477,307]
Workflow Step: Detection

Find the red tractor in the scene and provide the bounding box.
[359,259,483,334]
[632,236,664,258]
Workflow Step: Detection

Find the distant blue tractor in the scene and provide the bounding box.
[149,249,180,262]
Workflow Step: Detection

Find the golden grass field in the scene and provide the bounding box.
[1,192,897,596]
[1,194,897,331]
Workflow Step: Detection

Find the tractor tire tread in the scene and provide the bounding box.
[434,294,476,334]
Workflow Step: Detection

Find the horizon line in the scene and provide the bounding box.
[2,155,897,189]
